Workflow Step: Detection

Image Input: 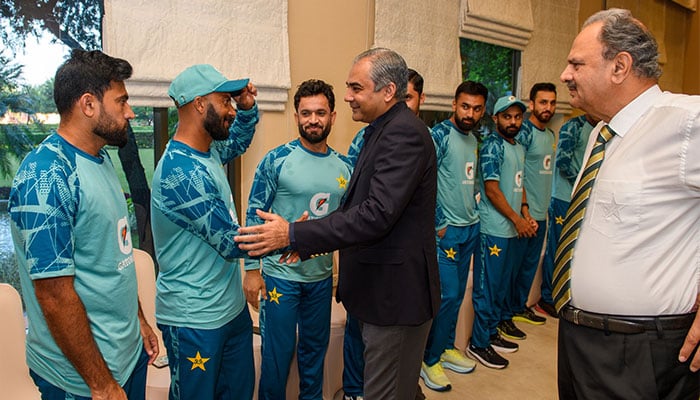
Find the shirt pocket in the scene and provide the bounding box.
[587,180,641,239]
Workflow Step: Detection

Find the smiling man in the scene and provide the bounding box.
[235,48,439,400]
[242,79,352,399]
[151,64,259,400]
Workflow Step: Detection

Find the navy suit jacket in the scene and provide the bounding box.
[293,102,440,326]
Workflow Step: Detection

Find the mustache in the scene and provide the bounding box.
[565,81,576,91]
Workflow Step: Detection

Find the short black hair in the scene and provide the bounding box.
[408,68,424,95]
[53,49,133,116]
[293,79,335,112]
[529,82,557,101]
[455,80,488,102]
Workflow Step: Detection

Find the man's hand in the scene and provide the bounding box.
[514,216,537,238]
[244,269,267,310]
[138,319,159,365]
[679,313,700,371]
[234,83,258,110]
[436,227,447,239]
[236,210,302,257]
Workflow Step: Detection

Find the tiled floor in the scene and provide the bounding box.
[418,316,558,400]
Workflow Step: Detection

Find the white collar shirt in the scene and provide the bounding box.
[570,85,700,315]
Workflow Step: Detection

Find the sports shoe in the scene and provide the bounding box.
[467,344,509,369]
[498,320,527,340]
[343,395,363,400]
[490,334,519,353]
[420,362,452,392]
[440,348,476,373]
[536,299,559,319]
[513,307,546,325]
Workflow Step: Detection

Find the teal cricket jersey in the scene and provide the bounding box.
[244,139,352,282]
[431,119,479,227]
[516,119,555,220]
[478,132,526,238]
[9,133,141,396]
[151,106,259,329]
[551,115,594,202]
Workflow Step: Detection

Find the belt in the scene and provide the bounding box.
[560,306,696,334]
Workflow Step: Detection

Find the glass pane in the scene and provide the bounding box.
[460,38,521,132]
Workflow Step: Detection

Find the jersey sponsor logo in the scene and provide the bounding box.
[310,192,332,217]
[117,216,133,254]
[543,155,552,170]
[465,162,475,180]
[515,170,523,189]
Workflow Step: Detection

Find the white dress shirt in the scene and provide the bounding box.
[571,85,700,315]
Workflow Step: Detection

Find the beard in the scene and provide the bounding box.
[533,109,553,124]
[298,122,331,144]
[497,122,521,140]
[204,104,233,141]
[94,112,128,148]
[454,116,478,133]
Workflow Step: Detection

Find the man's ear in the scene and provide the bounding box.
[193,96,207,114]
[383,82,397,102]
[611,51,633,84]
[78,93,97,118]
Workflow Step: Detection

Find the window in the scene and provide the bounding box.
[419,38,521,130]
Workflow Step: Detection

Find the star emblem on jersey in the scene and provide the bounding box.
[187,351,210,371]
[555,215,564,225]
[489,244,502,256]
[444,247,457,260]
[337,175,347,189]
[268,287,283,304]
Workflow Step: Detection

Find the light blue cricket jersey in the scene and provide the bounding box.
[431,119,479,226]
[552,115,594,202]
[151,106,258,329]
[9,133,141,396]
[517,119,555,220]
[478,132,525,238]
[244,139,352,282]
[347,127,366,167]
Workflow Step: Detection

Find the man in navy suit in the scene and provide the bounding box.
[236,47,439,400]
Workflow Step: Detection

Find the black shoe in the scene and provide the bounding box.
[467,343,509,369]
[513,307,546,325]
[497,320,527,340]
[536,299,559,319]
[490,334,519,353]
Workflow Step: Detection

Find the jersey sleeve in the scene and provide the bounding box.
[9,153,78,277]
[556,116,585,185]
[480,135,504,182]
[431,123,449,230]
[156,153,246,260]
[212,103,260,164]
[243,146,286,270]
[516,121,533,150]
[346,128,366,167]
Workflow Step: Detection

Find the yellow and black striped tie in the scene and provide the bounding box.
[552,125,615,312]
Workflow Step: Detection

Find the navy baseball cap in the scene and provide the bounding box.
[168,64,249,108]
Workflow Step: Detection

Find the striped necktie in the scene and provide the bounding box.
[552,125,615,312]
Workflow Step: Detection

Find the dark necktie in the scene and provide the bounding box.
[552,125,615,312]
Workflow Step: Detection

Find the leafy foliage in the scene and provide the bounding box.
[460,38,519,132]
[0,54,40,179]
[22,78,56,113]
[0,0,104,52]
